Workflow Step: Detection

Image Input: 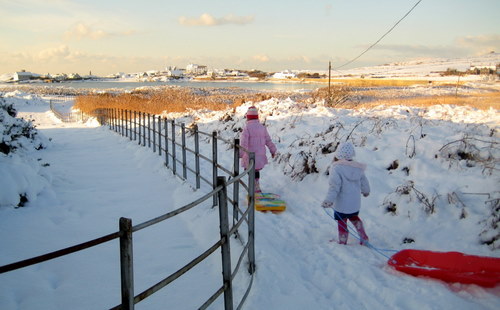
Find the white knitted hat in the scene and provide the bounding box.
[336,142,355,160]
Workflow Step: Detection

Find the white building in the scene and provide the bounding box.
[186,64,207,75]
[13,71,35,81]
[165,66,184,78]
[272,70,297,79]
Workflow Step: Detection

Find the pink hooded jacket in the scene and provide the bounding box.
[240,120,277,170]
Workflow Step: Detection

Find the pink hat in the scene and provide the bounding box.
[246,106,259,120]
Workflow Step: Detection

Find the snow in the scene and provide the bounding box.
[1,79,499,310]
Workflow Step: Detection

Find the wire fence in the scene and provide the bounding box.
[0,107,257,310]
[49,97,90,123]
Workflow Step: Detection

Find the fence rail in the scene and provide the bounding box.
[49,97,90,123]
[0,107,257,310]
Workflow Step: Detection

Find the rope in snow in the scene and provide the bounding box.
[323,208,398,261]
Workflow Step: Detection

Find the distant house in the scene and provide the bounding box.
[186,64,207,75]
[165,66,184,78]
[13,71,35,81]
[272,70,297,79]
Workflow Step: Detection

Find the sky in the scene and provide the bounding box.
[0,0,499,76]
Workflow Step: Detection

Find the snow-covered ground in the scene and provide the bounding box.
[1,77,499,309]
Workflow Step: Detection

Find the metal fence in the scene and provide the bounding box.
[0,107,257,310]
[49,97,90,123]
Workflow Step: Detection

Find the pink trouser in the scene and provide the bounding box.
[337,216,369,244]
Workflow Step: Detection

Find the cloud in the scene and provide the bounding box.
[64,23,136,40]
[178,13,254,26]
[38,45,71,61]
[455,34,500,51]
[253,54,270,62]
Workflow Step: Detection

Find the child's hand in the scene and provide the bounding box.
[321,201,333,208]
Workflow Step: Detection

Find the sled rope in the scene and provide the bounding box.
[323,208,397,261]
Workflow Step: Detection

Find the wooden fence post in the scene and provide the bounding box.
[164,118,169,167]
[181,123,187,180]
[212,131,218,207]
[138,112,142,145]
[171,120,176,176]
[143,112,146,146]
[133,111,137,141]
[247,153,256,275]
[194,125,200,189]
[125,110,128,139]
[153,115,156,153]
[129,110,135,141]
[121,109,124,136]
[217,177,234,310]
[147,113,151,148]
[119,217,134,310]
[233,139,240,227]
[158,117,162,156]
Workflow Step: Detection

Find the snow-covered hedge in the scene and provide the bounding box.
[0,96,50,208]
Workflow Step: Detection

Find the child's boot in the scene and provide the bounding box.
[351,217,369,245]
[254,178,262,193]
[337,221,348,244]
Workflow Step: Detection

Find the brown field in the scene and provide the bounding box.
[73,80,499,116]
[297,78,436,87]
[365,92,500,110]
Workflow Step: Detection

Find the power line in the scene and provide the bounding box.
[334,0,423,70]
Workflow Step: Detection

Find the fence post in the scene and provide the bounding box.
[125,110,129,139]
[194,125,200,189]
[212,131,218,207]
[129,110,133,141]
[233,139,240,227]
[148,113,151,148]
[247,153,256,274]
[121,109,124,136]
[119,217,134,310]
[133,111,137,141]
[142,112,146,147]
[138,112,142,145]
[217,176,234,310]
[181,123,187,180]
[153,115,157,153]
[171,120,176,176]
[158,117,162,156]
[164,118,169,167]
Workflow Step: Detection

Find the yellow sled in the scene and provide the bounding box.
[253,192,286,212]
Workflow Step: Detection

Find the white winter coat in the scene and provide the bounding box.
[323,159,370,214]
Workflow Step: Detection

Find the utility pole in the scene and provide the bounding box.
[328,61,332,100]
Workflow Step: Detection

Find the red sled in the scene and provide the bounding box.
[388,249,500,288]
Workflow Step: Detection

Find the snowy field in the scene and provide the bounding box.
[1,73,499,309]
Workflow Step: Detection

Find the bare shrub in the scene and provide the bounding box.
[479,195,500,250]
[382,181,437,215]
[438,135,499,175]
[312,86,354,107]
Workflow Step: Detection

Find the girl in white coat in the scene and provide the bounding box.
[322,142,370,244]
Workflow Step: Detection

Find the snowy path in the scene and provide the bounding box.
[1,104,221,309]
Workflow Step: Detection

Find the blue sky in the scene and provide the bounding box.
[0,0,499,75]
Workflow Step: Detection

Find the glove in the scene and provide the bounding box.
[321,201,333,209]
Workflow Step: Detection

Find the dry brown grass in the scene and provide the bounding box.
[74,87,303,116]
[74,84,499,116]
[297,78,434,87]
[360,92,500,110]
[74,88,247,115]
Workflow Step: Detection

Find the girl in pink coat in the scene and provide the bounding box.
[240,106,277,192]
